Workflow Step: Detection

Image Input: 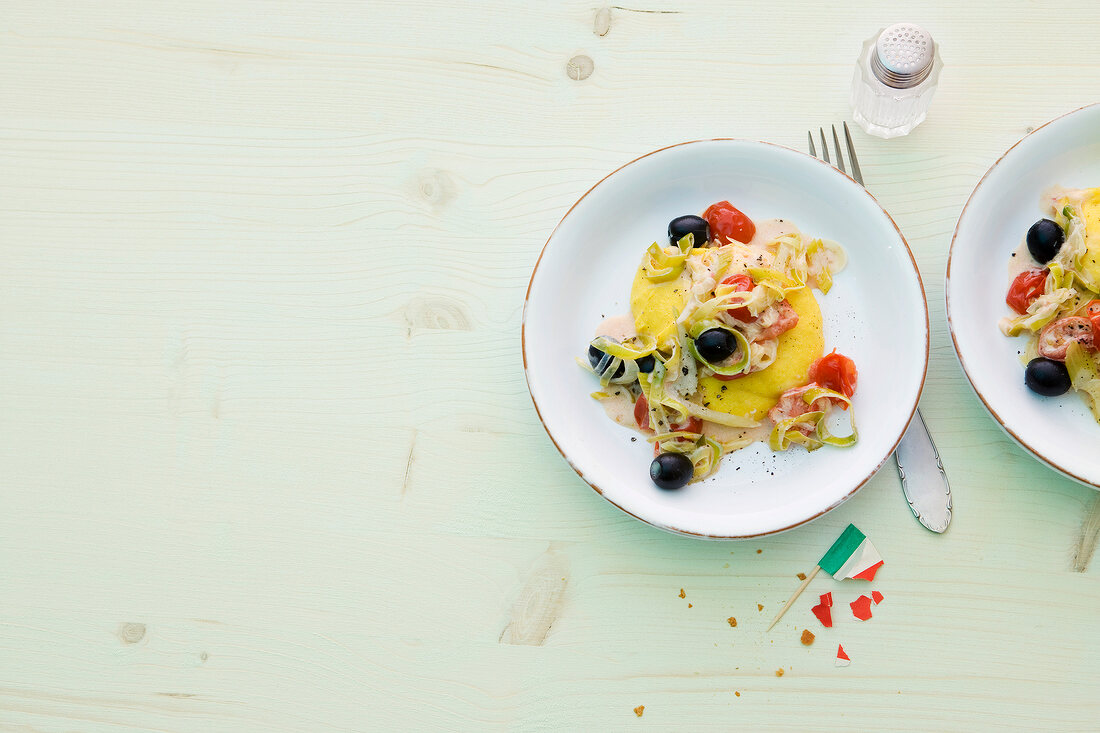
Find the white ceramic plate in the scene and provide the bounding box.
[523,140,928,538]
[948,103,1100,488]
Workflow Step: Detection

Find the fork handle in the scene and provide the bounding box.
[893,408,952,533]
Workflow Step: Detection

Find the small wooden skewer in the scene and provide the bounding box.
[767,565,821,631]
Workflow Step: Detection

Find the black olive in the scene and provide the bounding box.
[1024,357,1071,396]
[694,328,738,363]
[636,354,656,373]
[588,344,626,378]
[668,215,709,247]
[1027,219,1065,263]
[650,451,694,490]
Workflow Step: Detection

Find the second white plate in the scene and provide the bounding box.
[948,103,1100,488]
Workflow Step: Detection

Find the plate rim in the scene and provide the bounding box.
[522,137,929,538]
[946,103,1100,489]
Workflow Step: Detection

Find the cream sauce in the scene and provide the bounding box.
[597,388,637,428]
[1040,184,1082,215]
[749,218,801,248]
[1007,237,1036,280]
[594,314,637,342]
[702,421,771,447]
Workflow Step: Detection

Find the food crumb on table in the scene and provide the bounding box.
[801,629,815,645]
[727,617,737,627]
[634,705,644,717]
[688,603,693,608]
[734,691,741,697]
[679,588,686,599]
[757,603,764,611]
[756,549,763,554]
[796,572,806,580]
[775,668,785,677]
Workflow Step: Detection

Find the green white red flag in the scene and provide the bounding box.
[818,524,883,581]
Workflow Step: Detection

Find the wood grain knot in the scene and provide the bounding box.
[117,622,146,644]
[500,546,568,645]
[566,55,594,81]
[415,168,456,209]
[594,8,612,36]
[404,296,473,334]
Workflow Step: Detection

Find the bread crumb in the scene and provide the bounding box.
[687,603,693,608]
[756,549,763,554]
[796,572,806,580]
[634,705,644,717]
[775,668,785,677]
[801,629,815,645]
[727,617,737,627]
[734,691,741,697]
[679,588,685,599]
[757,603,763,611]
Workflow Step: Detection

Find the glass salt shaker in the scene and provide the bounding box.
[850,23,943,139]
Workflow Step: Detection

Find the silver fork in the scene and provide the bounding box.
[808,123,864,185]
[808,123,952,533]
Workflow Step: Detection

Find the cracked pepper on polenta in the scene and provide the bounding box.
[582,201,859,490]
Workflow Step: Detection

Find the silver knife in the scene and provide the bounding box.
[894,408,952,532]
[813,123,953,533]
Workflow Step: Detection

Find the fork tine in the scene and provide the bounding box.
[831,125,846,175]
[807,130,817,158]
[819,128,830,164]
[843,122,864,186]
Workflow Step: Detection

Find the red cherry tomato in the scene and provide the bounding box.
[633,394,702,434]
[721,274,755,321]
[675,416,703,434]
[1006,268,1047,314]
[703,201,756,244]
[1085,300,1100,335]
[807,349,858,399]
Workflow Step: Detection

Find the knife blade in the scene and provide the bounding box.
[893,408,952,533]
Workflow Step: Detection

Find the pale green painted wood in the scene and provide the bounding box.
[1,1,1099,730]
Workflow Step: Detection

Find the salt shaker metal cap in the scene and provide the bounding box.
[851,23,942,138]
[871,24,935,88]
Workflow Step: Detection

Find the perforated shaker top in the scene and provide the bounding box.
[872,23,935,89]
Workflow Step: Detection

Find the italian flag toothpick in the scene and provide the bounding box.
[767,524,883,631]
[819,524,884,581]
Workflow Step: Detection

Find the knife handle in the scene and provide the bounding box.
[893,408,952,533]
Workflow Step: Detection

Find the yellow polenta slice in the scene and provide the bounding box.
[1061,188,1100,286]
[630,268,690,349]
[696,286,824,421]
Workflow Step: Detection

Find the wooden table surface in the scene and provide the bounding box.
[3,1,1100,730]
